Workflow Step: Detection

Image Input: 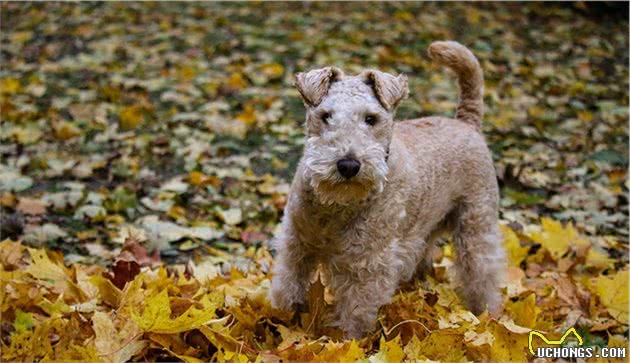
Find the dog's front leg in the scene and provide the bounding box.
[269,232,314,310]
[331,258,399,338]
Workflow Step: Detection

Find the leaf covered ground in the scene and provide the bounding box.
[0,2,628,362]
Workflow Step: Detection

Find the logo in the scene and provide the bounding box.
[528,327,583,355]
[529,327,627,360]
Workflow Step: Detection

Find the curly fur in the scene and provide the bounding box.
[270,41,506,338]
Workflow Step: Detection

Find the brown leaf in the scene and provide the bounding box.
[122,237,160,267]
[16,197,48,215]
[0,239,26,270]
[109,251,141,289]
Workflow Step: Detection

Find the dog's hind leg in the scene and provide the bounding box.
[452,196,506,315]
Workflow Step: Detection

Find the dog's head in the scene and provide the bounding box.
[295,67,408,205]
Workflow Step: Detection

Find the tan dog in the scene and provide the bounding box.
[269,41,506,338]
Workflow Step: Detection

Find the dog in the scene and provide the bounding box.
[269,41,506,338]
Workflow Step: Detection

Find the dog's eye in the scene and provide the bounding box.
[321,112,331,124]
[365,115,378,126]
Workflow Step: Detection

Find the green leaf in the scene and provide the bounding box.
[13,309,33,333]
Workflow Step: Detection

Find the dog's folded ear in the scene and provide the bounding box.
[361,70,409,111]
[295,67,344,107]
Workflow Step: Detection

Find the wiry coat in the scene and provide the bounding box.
[270,41,506,338]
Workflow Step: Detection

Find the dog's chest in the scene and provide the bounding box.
[296,206,360,252]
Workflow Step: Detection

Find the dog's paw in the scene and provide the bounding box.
[466,288,504,317]
[340,319,373,340]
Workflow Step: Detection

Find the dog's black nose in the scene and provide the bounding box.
[337,158,361,179]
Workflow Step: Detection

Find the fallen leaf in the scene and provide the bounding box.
[132,289,220,334]
[16,197,48,215]
[119,105,144,130]
[93,311,147,363]
[592,269,629,324]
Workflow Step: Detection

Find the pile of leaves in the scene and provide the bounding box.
[1,219,628,362]
[0,2,628,362]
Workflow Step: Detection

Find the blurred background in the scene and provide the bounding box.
[1,2,627,262]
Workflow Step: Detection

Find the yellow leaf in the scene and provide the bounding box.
[592,269,628,324]
[189,171,206,186]
[466,8,482,24]
[1,77,21,95]
[236,104,256,126]
[407,329,466,362]
[89,275,122,308]
[10,31,33,44]
[167,205,186,220]
[586,248,615,269]
[529,218,589,260]
[505,293,540,328]
[505,266,528,297]
[277,325,307,351]
[379,336,405,363]
[226,73,248,90]
[314,340,364,362]
[464,330,495,347]
[178,65,198,81]
[132,289,219,334]
[577,110,594,122]
[38,295,71,318]
[501,224,529,266]
[53,121,82,140]
[498,316,532,334]
[41,344,100,363]
[93,311,146,363]
[607,334,626,349]
[393,10,413,21]
[219,350,250,363]
[119,105,144,130]
[25,247,67,282]
[487,320,529,363]
[260,63,284,79]
[5,318,61,361]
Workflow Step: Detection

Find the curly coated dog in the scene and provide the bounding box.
[269,41,506,338]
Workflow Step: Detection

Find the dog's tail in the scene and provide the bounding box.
[428,41,484,129]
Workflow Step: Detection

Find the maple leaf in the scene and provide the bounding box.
[505,293,541,328]
[370,336,405,363]
[591,269,629,324]
[132,289,220,334]
[501,224,529,267]
[313,340,364,362]
[530,218,590,260]
[93,311,147,363]
[487,319,529,363]
[585,248,616,269]
[24,247,68,283]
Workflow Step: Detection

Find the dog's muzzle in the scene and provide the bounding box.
[337,158,361,179]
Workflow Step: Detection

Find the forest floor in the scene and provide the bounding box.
[0,3,628,362]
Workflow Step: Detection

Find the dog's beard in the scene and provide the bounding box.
[302,137,389,206]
